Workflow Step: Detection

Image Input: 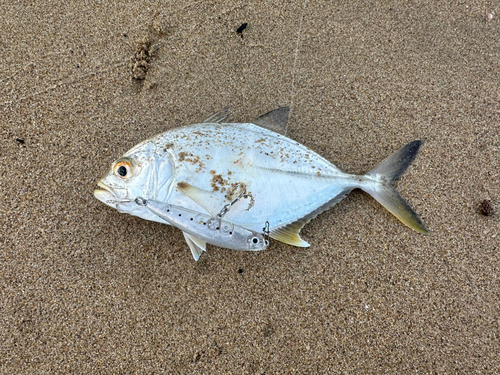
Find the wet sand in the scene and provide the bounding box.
[1,0,499,373]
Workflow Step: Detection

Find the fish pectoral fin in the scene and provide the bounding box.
[183,232,207,261]
[253,107,290,135]
[203,107,231,123]
[270,219,310,247]
[176,181,228,217]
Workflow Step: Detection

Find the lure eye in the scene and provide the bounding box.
[113,160,133,179]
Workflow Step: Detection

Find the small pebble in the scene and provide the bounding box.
[479,200,494,216]
[236,23,248,34]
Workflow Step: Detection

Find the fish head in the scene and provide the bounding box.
[94,139,175,222]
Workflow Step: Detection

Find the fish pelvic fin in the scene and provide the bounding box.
[361,140,428,234]
[183,232,207,261]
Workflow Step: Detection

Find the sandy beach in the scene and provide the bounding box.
[1,0,499,373]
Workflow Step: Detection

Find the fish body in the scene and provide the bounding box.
[95,107,427,260]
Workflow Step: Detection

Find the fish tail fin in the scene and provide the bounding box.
[360,140,428,234]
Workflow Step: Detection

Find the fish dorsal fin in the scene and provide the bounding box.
[270,219,310,247]
[203,107,231,123]
[176,181,228,217]
[252,107,290,135]
[183,232,206,261]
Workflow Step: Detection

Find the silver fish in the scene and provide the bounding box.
[94,107,427,260]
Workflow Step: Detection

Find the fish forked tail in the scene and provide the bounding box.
[360,140,428,234]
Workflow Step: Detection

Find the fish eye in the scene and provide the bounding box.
[113,160,133,179]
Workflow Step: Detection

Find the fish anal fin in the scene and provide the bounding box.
[270,188,354,247]
[270,220,310,247]
[183,232,207,261]
[253,107,290,135]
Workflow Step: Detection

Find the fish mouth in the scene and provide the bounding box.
[94,182,141,214]
[94,181,126,206]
